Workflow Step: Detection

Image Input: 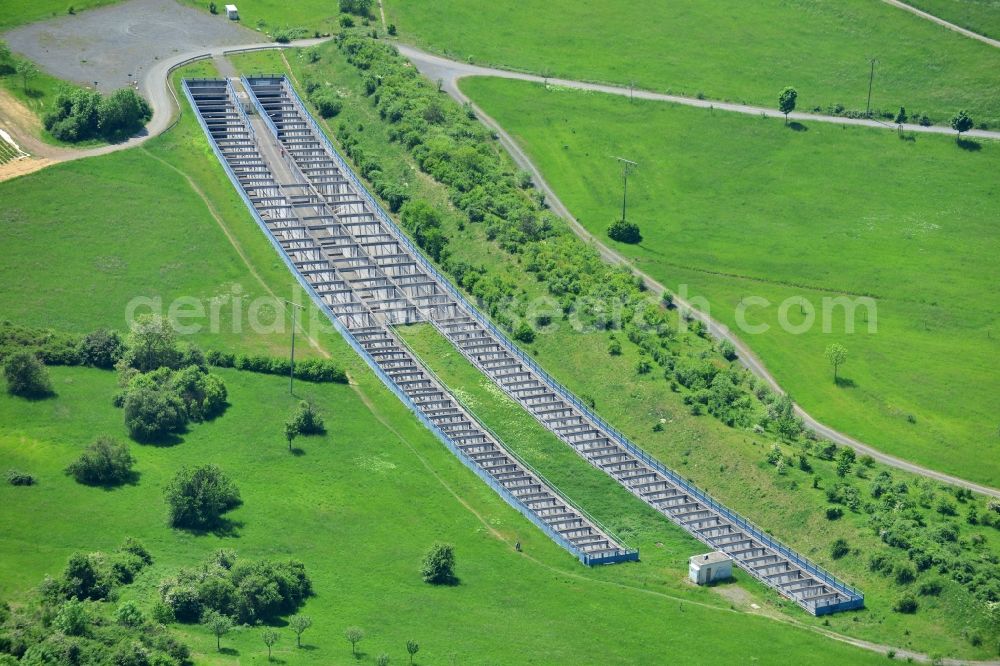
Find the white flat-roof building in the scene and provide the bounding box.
[689,552,733,585]
[225,4,239,20]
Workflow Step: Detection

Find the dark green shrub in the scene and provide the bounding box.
[164,465,241,530]
[312,91,343,118]
[122,385,187,441]
[830,538,850,559]
[893,594,918,613]
[66,436,135,486]
[607,219,641,244]
[79,328,124,368]
[895,564,916,585]
[3,351,52,398]
[420,543,456,584]
[825,507,843,520]
[513,322,535,343]
[918,579,943,596]
[6,469,35,486]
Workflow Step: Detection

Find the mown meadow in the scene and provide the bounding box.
[386,0,1000,128]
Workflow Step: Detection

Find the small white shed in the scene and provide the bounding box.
[689,552,733,585]
[225,4,239,20]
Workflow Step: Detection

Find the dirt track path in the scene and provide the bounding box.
[397,44,1000,141]
[881,0,1000,48]
[397,43,1000,499]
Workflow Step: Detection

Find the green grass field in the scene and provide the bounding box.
[0,0,121,31]
[1,364,897,665]
[907,0,1000,39]
[177,0,346,37]
[459,76,1000,488]
[386,0,1000,127]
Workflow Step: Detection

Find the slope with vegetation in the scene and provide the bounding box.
[0,60,899,664]
[226,37,1000,658]
[456,76,1000,487]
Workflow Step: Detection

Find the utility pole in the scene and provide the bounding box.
[283,299,305,395]
[614,157,638,222]
[865,57,878,119]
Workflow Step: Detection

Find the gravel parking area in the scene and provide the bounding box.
[2,0,264,93]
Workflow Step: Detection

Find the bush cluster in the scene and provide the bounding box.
[158,551,311,624]
[44,86,151,142]
[164,465,241,530]
[207,349,348,383]
[118,365,227,440]
[0,544,189,665]
[3,351,52,398]
[66,436,136,486]
[53,539,153,602]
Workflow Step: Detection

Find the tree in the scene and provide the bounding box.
[164,465,241,530]
[122,385,187,441]
[202,610,233,651]
[115,601,145,628]
[289,400,325,435]
[284,420,298,452]
[79,328,125,368]
[824,343,847,382]
[895,106,907,135]
[54,598,89,636]
[339,0,374,16]
[15,59,38,92]
[406,640,419,664]
[262,628,279,661]
[97,87,151,140]
[3,351,53,398]
[420,543,456,584]
[345,626,364,657]
[289,615,312,648]
[123,314,182,372]
[950,109,973,139]
[778,86,797,124]
[66,436,135,486]
[607,219,641,244]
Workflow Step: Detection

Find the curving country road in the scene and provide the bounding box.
[396,44,1000,499]
[881,0,1000,49]
[396,44,1000,141]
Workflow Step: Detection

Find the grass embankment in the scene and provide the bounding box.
[0,61,890,664]
[0,61,337,358]
[226,43,1000,659]
[459,76,1000,488]
[906,0,1000,39]
[386,0,1000,127]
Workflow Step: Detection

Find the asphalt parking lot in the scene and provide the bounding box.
[2,0,264,93]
